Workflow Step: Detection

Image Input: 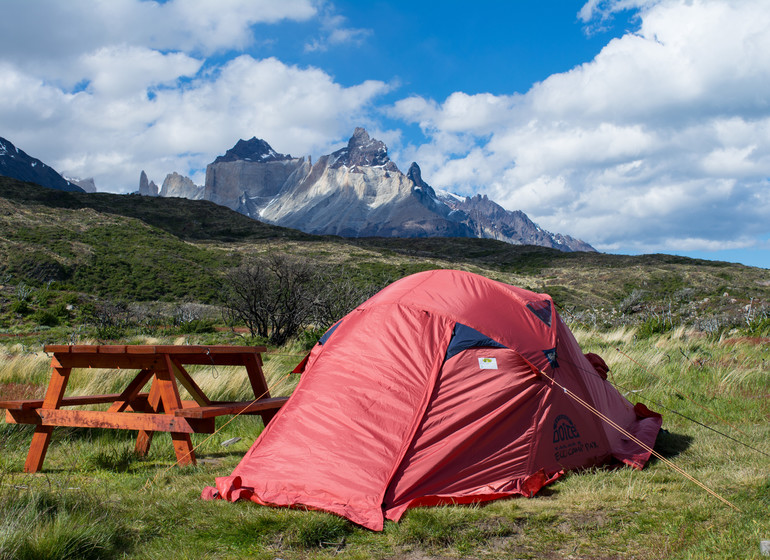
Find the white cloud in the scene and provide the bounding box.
[0,0,317,63]
[390,0,770,256]
[303,8,371,52]
[78,46,202,97]
[578,0,661,25]
[168,0,318,51]
[0,0,394,191]
[0,54,388,191]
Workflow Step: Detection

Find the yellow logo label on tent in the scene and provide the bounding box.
[478,357,498,370]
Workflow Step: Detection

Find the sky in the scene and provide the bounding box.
[1,0,769,269]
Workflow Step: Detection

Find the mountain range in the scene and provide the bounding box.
[0,132,594,252]
[143,128,595,252]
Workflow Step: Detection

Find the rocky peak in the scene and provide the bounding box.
[438,191,596,252]
[465,194,496,211]
[406,161,444,211]
[406,162,426,188]
[213,137,292,164]
[139,170,158,196]
[65,176,97,193]
[329,127,398,171]
[151,129,595,252]
[160,172,203,199]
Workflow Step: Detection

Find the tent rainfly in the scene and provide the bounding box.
[203,269,662,531]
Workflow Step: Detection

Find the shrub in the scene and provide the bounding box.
[221,254,318,345]
[298,327,325,349]
[637,316,674,339]
[10,299,30,315]
[32,309,60,327]
[6,251,69,284]
[175,319,215,334]
[745,317,770,337]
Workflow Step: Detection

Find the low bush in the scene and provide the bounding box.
[9,300,30,316]
[745,317,770,337]
[637,315,675,339]
[174,319,216,334]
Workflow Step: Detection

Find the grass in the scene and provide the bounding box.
[0,482,132,560]
[0,328,767,559]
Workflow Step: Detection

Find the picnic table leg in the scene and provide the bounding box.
[243,353,279,426]
[135,376,162,457]
[24,359,70,473]
[156,355,196,466]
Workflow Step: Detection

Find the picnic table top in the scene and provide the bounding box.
[43,344,268,355]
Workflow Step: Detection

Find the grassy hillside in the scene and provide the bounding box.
[0,175,312,242]
[1,176,769,339]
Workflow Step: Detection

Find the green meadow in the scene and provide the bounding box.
[0,326,767,560]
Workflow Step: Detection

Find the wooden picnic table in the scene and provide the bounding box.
[0,344,288,472]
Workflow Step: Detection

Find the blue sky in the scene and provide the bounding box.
[282,2,633,97]
[1,0,769,269]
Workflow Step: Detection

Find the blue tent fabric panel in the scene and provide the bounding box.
[445,323,506,361]
[319,320,342,345]
[542,347,558,368]
[526,300,552,327]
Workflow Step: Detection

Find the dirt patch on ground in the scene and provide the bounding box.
[0,382,45,400]
[720,336,770,346]
[0,332,43,339]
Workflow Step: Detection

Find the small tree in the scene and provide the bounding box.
[222,256,389,345]
[264,254,317,345]
[221,258,272,340]
[311,268,383,330]
[221,254,317,345]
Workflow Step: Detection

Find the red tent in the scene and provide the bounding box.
[203,269,661,531]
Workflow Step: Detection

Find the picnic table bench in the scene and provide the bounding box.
[0,344,288,472]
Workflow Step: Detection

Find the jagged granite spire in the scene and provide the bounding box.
[139,170,158,196]
[407,162,428,189]
[160,171,203,199]
[329,128,399,171]
[213,137,292,164]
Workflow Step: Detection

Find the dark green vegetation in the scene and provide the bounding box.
[1,176,768,341]
[0,175,312,243]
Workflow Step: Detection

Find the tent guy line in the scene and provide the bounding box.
[615,347,754,440]
[627,392,769,460]
[538,368,742,513]
[558,349,769,460]
[143,370,294,491]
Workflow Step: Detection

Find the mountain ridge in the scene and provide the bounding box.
[0,131,593,252]
[145,128,595,252]
[0,136,84,193]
